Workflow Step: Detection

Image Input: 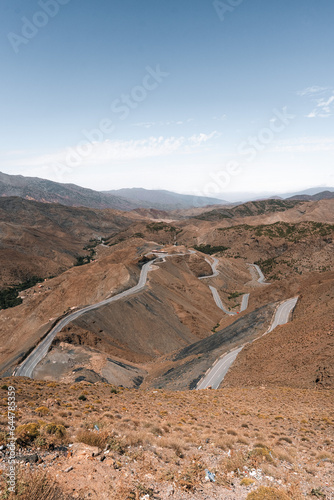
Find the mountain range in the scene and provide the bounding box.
[0,172,225,211]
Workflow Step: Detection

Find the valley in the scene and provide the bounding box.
[0,190,333,499]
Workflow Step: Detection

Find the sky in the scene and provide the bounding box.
[0,0,333,199]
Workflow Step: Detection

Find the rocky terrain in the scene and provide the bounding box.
[0,378,332,499]
[0,197,136,285]
[0,192,333,499]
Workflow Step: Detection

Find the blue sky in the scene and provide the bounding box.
[0,0,333,198]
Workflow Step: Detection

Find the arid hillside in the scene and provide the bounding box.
[0,197,135,285]
[1,197,333,392]
[0,194,333,499]
[33,251,225,385]
[223,271,334,389]
[0,377,333,499]
[0,241,154,375]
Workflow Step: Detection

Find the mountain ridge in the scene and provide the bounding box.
[0,172,226,210]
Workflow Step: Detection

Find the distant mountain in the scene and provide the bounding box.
[282,187,334,198]
[208,187,334,203]
[105,188,227,210]
[0,171,135,210]
[287,190,334,201]
[0,172,226,211]
[193,198,303,221]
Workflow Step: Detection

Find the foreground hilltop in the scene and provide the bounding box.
[0,378,333,499]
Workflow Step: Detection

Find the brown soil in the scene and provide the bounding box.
[0,378,332,499]
[223,271,334,389]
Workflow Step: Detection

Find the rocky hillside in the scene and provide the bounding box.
[223,271,334,389]
[0,197,136,286]
[0,171,135,210]
[0,172,225,211]
[193,199,302,221]
[0,377,332,499]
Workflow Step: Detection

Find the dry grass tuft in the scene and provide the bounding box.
[246,486,291,500]
[0,469,76,499]
[75,429,108,449]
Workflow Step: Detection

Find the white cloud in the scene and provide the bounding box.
[297,86,328,97]
[0,132,219,172]
[297,86,334,118]
[132,119,187,128]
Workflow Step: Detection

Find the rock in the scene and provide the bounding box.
[64,466,73,473]
[19,453,39,464]
[70,443,100,458]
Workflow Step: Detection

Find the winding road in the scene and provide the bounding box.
[208,285,236,316]
[198,256,220,279]
[197,295,298,390]
[197,348,243,390]
[14,246,297,387]
[199,256,250,316]
[14,252,180,378]
[267,297,298,333]
[248,263,270,284]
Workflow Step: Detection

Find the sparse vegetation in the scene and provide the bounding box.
[0,378,332,499]
[228,291,243,300]
[246,486,291,500]
[0,469,74,499]
[0,276,45,310]
[193,244,229,254]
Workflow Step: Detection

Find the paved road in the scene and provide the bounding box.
[197,256,249,315]
[14,253,181,378]
[267,297,298,333]
[197,347,244,389]
[197,296,298,390]
[208,285,236,316]
[248,263,269,284]
[198,256,219,279]
[240,293,250,312]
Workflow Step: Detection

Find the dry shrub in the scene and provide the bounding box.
[249,445,274,466]
[34,406,50,416]
[43,423,67,438]
[176,455,205,491]
[76,429,108,449]
[221,451,246,474]
[216,437,235,450]
[273,448,295,464]
[237,437,250,445]
[106,435,126,455]
[316,451,334,463]
[123,430,152,447]
[278,436,293,444]
[159,436,184,457]
[247,486,291,500]
[16,423,40,445]
[0,469,77,499]
[241,478,256,486]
